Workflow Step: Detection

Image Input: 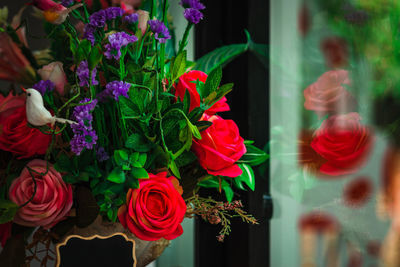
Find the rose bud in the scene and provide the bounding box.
[31,0,82,25]
[174,70,230,115]
[137,10,149,35]
[38,61,67,95]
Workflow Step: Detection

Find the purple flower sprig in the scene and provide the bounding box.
[179,0,205,10]
[148,19,171,43]
[83,7,125,45]
[104,32,138,61]
[97,81,131,102]
[124,13,139,24]
[76,60,99,87]
[70,98,98,155]
[32,80,55,96]
[179,0,205,24]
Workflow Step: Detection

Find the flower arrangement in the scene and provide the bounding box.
[0,0,268,264]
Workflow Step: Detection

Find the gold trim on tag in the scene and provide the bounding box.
[55,233,137,267]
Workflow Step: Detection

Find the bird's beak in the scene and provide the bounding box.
[20,86,27,93]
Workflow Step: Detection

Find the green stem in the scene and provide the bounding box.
[177,23,193,55]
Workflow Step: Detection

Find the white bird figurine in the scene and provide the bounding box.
[24,88,76,126]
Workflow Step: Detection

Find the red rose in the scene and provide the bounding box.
[311,113,373,176]
[304,70,355,115]
[192,115,246,177]
[0,222,11,247]
[0,92,51,159]
[9,159,73,229]
[118,172,186,241]
[174,70,230,115]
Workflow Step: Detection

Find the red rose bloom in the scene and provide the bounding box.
[304,70,355,115]
[0,92,51,159]
[192,115,246,177]
[311,113,373,176]
[118,172,186,241]
[174,70,230,115]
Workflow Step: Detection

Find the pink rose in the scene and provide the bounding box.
[137,10,149,35]
[9,159,73,229]
[192,115,246,177]
[38,62,67,96]
[304,70,355,115]
[118,172,186,241]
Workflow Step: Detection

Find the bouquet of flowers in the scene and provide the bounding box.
[0,0,268,265]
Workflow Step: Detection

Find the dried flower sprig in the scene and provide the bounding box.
[186,194,258,242]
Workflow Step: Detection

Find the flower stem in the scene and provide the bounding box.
[177,23,193,55]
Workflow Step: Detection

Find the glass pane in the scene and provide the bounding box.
[271,0,399,266]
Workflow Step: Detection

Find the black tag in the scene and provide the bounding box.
[56,233,136,267]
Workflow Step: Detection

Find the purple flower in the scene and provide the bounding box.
[148,20,171,43]
[61,0,73,7]
[179,0,205,10]
[32,80,55,96]
[83,24,96,45]
[89,10,107,27]
[104,32,138,60]
[97,147,109,162]
[77,60,99,87]
[70,98,98,155]
[98,81,131,101]
[183,8,203,24]
[105,7,124,20]
[124,13,139,24]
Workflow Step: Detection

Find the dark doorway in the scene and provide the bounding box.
[194,1,270,267]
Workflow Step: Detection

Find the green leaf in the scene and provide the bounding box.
[204,83,234,107]
[222,183,234,203]
[88,44,103,70]
[114,149,129,165]
[54,154,72,173]
[234,164,256,191]
[107,168,126,183]
[169,160,181,178]
[126,176,140,189]
[75,39,91,64]
[79,172,90,182]
[0,200,18,224]
[188,107,205,123]
[119,96,141,118]
[237,144,269,166]
[198,178,219,188]
[171,50,187,82]
[182,90,191,114]
[195,120,213,131]
[138,154,147,166]
[130,167,149,179]
[194,38,250,73]
[202,66,222,98]
[125,133,153,152]
[63,174,80,184]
